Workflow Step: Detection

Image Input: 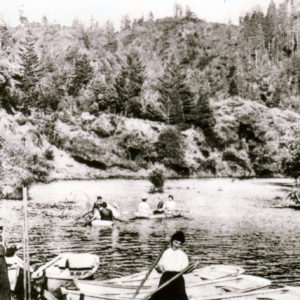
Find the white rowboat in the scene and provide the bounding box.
[32,252,99,292]
[61,265,247,300]
[91,220,113,227]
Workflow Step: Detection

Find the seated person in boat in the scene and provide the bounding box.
[164,195,177,214]
[93,195,103,210]
[151,231,189,300]
[137,195,152,216]
[153,196,165,214]
[99,202,113,221]
[93,195,120,218]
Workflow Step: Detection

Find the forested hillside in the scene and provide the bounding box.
[0,1,300,198]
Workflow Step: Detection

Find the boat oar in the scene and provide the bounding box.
[141,261,200,300]
[132,240,170,299]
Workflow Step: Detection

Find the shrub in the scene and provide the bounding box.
[155,127,188,175]
[44,148,54,160]
[149,168,165,192]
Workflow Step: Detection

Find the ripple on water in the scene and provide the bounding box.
[0,178,299,286]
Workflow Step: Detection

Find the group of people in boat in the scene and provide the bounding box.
[90,195,116,221]
[137,194,179,217]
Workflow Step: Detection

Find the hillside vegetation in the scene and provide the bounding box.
[0,1,300,198]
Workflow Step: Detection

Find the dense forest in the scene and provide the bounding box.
[0,0,300,197]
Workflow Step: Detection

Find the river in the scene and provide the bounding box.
[1,178,300,290]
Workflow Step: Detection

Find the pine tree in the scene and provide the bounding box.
[156,57,194,124]
[18,31,43,112]
[68,53,93,97]
[264,0,279,61]
[113,51,145,116]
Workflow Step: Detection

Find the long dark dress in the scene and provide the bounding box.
[0,244,11,300]
[150,271,188,300]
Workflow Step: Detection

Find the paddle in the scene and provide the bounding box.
[141,261,200,300]
[132,240,170,299]
[75,210,92,221]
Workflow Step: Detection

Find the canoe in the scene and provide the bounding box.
[274,205,300,210]
[133,212,184,220]
[31,252,100,293]
[6,255,25,292]
[61,265,246,299]
[200,286,300,299]
[91,220,113,227]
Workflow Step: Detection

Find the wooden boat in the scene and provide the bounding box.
[6,255,25,292]
[69,274,270,299]
[61,265,247,299]
[274,205,300,210]
[133,212,184,220]
[31,252,99,292]
[200,286,300,300]
[91,220,113,227]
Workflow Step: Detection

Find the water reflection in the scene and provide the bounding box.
[0,178,299,287]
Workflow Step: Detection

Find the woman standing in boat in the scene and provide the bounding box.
[151,231,189,300]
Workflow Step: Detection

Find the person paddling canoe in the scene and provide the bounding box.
[150,231,189,300]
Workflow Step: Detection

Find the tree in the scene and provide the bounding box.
[113,51,145,116]
[282,134,300,179]
[68,53,93,97]
[156,57,194,124]
[148,167,165,192]
[18,31,43,113]
[156,127,189,175]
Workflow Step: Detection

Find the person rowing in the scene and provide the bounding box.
[150,231,189,300]
[92,195,121,218]
[98,202,113,221]
[153,196,165,215]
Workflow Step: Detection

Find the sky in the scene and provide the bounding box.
[0,0,287,29]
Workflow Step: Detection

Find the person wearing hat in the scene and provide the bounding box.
[151,231,189,300]
[137,194,151,217]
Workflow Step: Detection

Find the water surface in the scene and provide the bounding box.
[1,178,299,287]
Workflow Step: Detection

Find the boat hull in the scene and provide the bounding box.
[32,252,100,293]
[91,220,113,227]
[133,212,183,219]
[62,265,250,300]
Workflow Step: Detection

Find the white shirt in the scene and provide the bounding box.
[158,248,189,272]
[164,200,176,212]
[138,201,151,215]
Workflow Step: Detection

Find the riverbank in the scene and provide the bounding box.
[1,96,299,199]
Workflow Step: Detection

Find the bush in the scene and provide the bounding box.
[149,168,165,192]
[156,127,184,163]
[44,148,54,160]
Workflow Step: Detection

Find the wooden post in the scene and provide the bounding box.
[23,186,31,300]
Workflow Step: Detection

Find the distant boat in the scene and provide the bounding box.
[133,212,185,220]
[31,252,99,293]
[91,219,113,227]
[274,204,300,210]
[61,265,273,300]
